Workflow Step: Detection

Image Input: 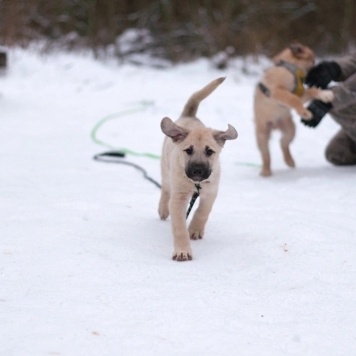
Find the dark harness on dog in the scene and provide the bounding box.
[258,60,305,98]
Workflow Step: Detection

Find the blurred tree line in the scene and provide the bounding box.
[0,0,354,62]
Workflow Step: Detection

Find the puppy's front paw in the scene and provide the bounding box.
[317,89,334,103]
[190,232,203,240]
[188,221,205,240]
[300,108,312,120]
[189,228,204,240]
[172,249,193,261]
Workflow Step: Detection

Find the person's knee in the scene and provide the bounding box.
[325,145,345,165]
[325,136,356,165]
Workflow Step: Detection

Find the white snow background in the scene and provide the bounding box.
[1,47,356,356]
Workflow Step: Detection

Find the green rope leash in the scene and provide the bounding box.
[91,100,160,159]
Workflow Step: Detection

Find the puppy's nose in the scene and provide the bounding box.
[186,163,211,182]
[192,166,204,175]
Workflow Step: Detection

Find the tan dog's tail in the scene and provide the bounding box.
[180,77,225,118]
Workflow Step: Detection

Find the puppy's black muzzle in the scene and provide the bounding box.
[185,163,211,182]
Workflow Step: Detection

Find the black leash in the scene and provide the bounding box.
[186,184,201,219]
[93,151,200,218]
[93,151,161,189]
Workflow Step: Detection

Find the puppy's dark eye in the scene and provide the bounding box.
[184,146,194,155]
[205,147,215,157]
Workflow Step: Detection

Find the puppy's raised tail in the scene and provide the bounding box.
[180,77,225,118]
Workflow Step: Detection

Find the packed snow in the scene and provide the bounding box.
[1,47,356,356]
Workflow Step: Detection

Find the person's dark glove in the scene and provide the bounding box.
[301,100,333,128]
[305,61,341,89]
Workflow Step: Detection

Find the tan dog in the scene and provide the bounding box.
[158,77,238,261]
[253,42,334,176]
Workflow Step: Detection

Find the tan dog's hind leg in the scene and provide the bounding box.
[170,193,192,261]
[188,191,217,240]
[256,122,273,177]
[278,116,296,168]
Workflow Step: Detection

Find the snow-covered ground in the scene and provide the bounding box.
[1,47,356,356]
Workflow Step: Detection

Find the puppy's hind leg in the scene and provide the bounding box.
[158,159,170,219]
[158,186,170,220]
[278,116,296,169]
[256,123,273,177]
[188,190,218,240]
[158,175,171,220]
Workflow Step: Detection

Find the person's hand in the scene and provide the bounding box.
[301,100,332,128]
[305,61,341,89]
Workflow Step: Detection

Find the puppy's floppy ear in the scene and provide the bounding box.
[161,117,189,142]
[213,124,238,146]
[289,42,304,58]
